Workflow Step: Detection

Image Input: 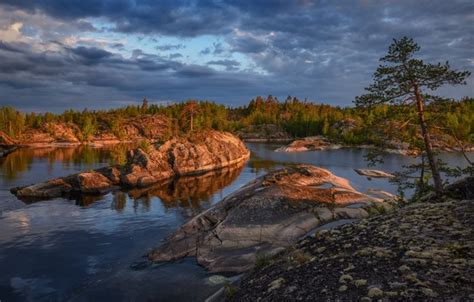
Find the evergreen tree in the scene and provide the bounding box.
[355,37,471,196]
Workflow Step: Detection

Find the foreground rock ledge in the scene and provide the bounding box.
[147,165,393,273]
[11,130,250,200]
[232,179,473,301]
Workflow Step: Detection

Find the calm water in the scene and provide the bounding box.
[0,143,471,301]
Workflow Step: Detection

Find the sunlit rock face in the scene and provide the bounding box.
[121,130,250,187]
[147,165,393,273]
[11,130,250,200]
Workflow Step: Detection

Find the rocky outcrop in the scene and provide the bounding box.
[232,195,473,301]
[147,165,393,273]
[11,131,250,200]
[121,130,250,187]
[0,130,17,146]
[354,169,395,178]
[0,131,17,157]
[236,124,292,142]
[275,136,342,152]
[15,114,170,147]
[11,169,118,199]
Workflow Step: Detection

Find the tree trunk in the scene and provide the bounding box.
[413,85,443,196]
[418,154,425,195]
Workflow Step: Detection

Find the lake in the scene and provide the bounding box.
[0,143,471,301]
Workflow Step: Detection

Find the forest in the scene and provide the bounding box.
[0,95,473,147]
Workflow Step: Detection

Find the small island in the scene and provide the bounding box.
[11,130,250,199]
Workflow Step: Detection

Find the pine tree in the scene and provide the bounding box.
[355,37,470,196]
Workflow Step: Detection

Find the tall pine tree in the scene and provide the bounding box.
[355,37,470,196]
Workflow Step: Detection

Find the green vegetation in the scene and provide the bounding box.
[356,36,471,196]
[1,97,472,146]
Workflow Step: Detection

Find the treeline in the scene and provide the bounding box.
[0,96,472,145]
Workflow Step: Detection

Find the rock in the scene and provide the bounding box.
[0,131,18,158]
[354,279,368,287]
[206,275,229,285]
[339,274,353,283]
[338,285,348,292]
[0,130,17,146]
[367,288,384,298]
[15,114,170,147]
[11,178,72,199]
[421,288,438,297]
[12,171,114,199]
[73,172,114,194]
[44,122,81,143]
[268,278,285,292]
[11,131,250,200]
[232,193,474,301]
[121,130,250,187]
[147,165,381,273]
[354,169,395,178]
[275,136,342,152]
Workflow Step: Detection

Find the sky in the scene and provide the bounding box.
[0,0,472,112]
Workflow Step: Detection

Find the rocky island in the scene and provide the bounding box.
[148,165,395,273]
[274,136,341,152]
[11,130,250,200]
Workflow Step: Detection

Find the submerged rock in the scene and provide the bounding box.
[11,130,250,200]
[275,136,342,152]
[354,168,395,178]
[147,165,389,273]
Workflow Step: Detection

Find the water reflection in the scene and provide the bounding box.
[113,163,247,218]
[0,144,133,182]
[1,142,470,301]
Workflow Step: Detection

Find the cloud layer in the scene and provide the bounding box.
[0,0,472,111]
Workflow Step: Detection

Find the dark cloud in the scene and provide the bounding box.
[156,43,185,51]
[207,59,240,71]
[0,0,472,110]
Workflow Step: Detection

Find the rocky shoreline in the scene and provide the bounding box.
[230,177,474,301]
[11,130,250,200]
[148,165,396,273]
[274,136,473,155]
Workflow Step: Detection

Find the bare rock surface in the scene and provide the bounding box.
[15,114,171,147]
[0,130,17,146]
[232,179,474,301]
[0,131,17,157]
[147,165,391,273]
[11,131,250,200]
[275,136,342,152]
[354,168,395,178]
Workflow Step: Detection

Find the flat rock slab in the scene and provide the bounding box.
[148,165,391,273]
[354,168,395,178]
